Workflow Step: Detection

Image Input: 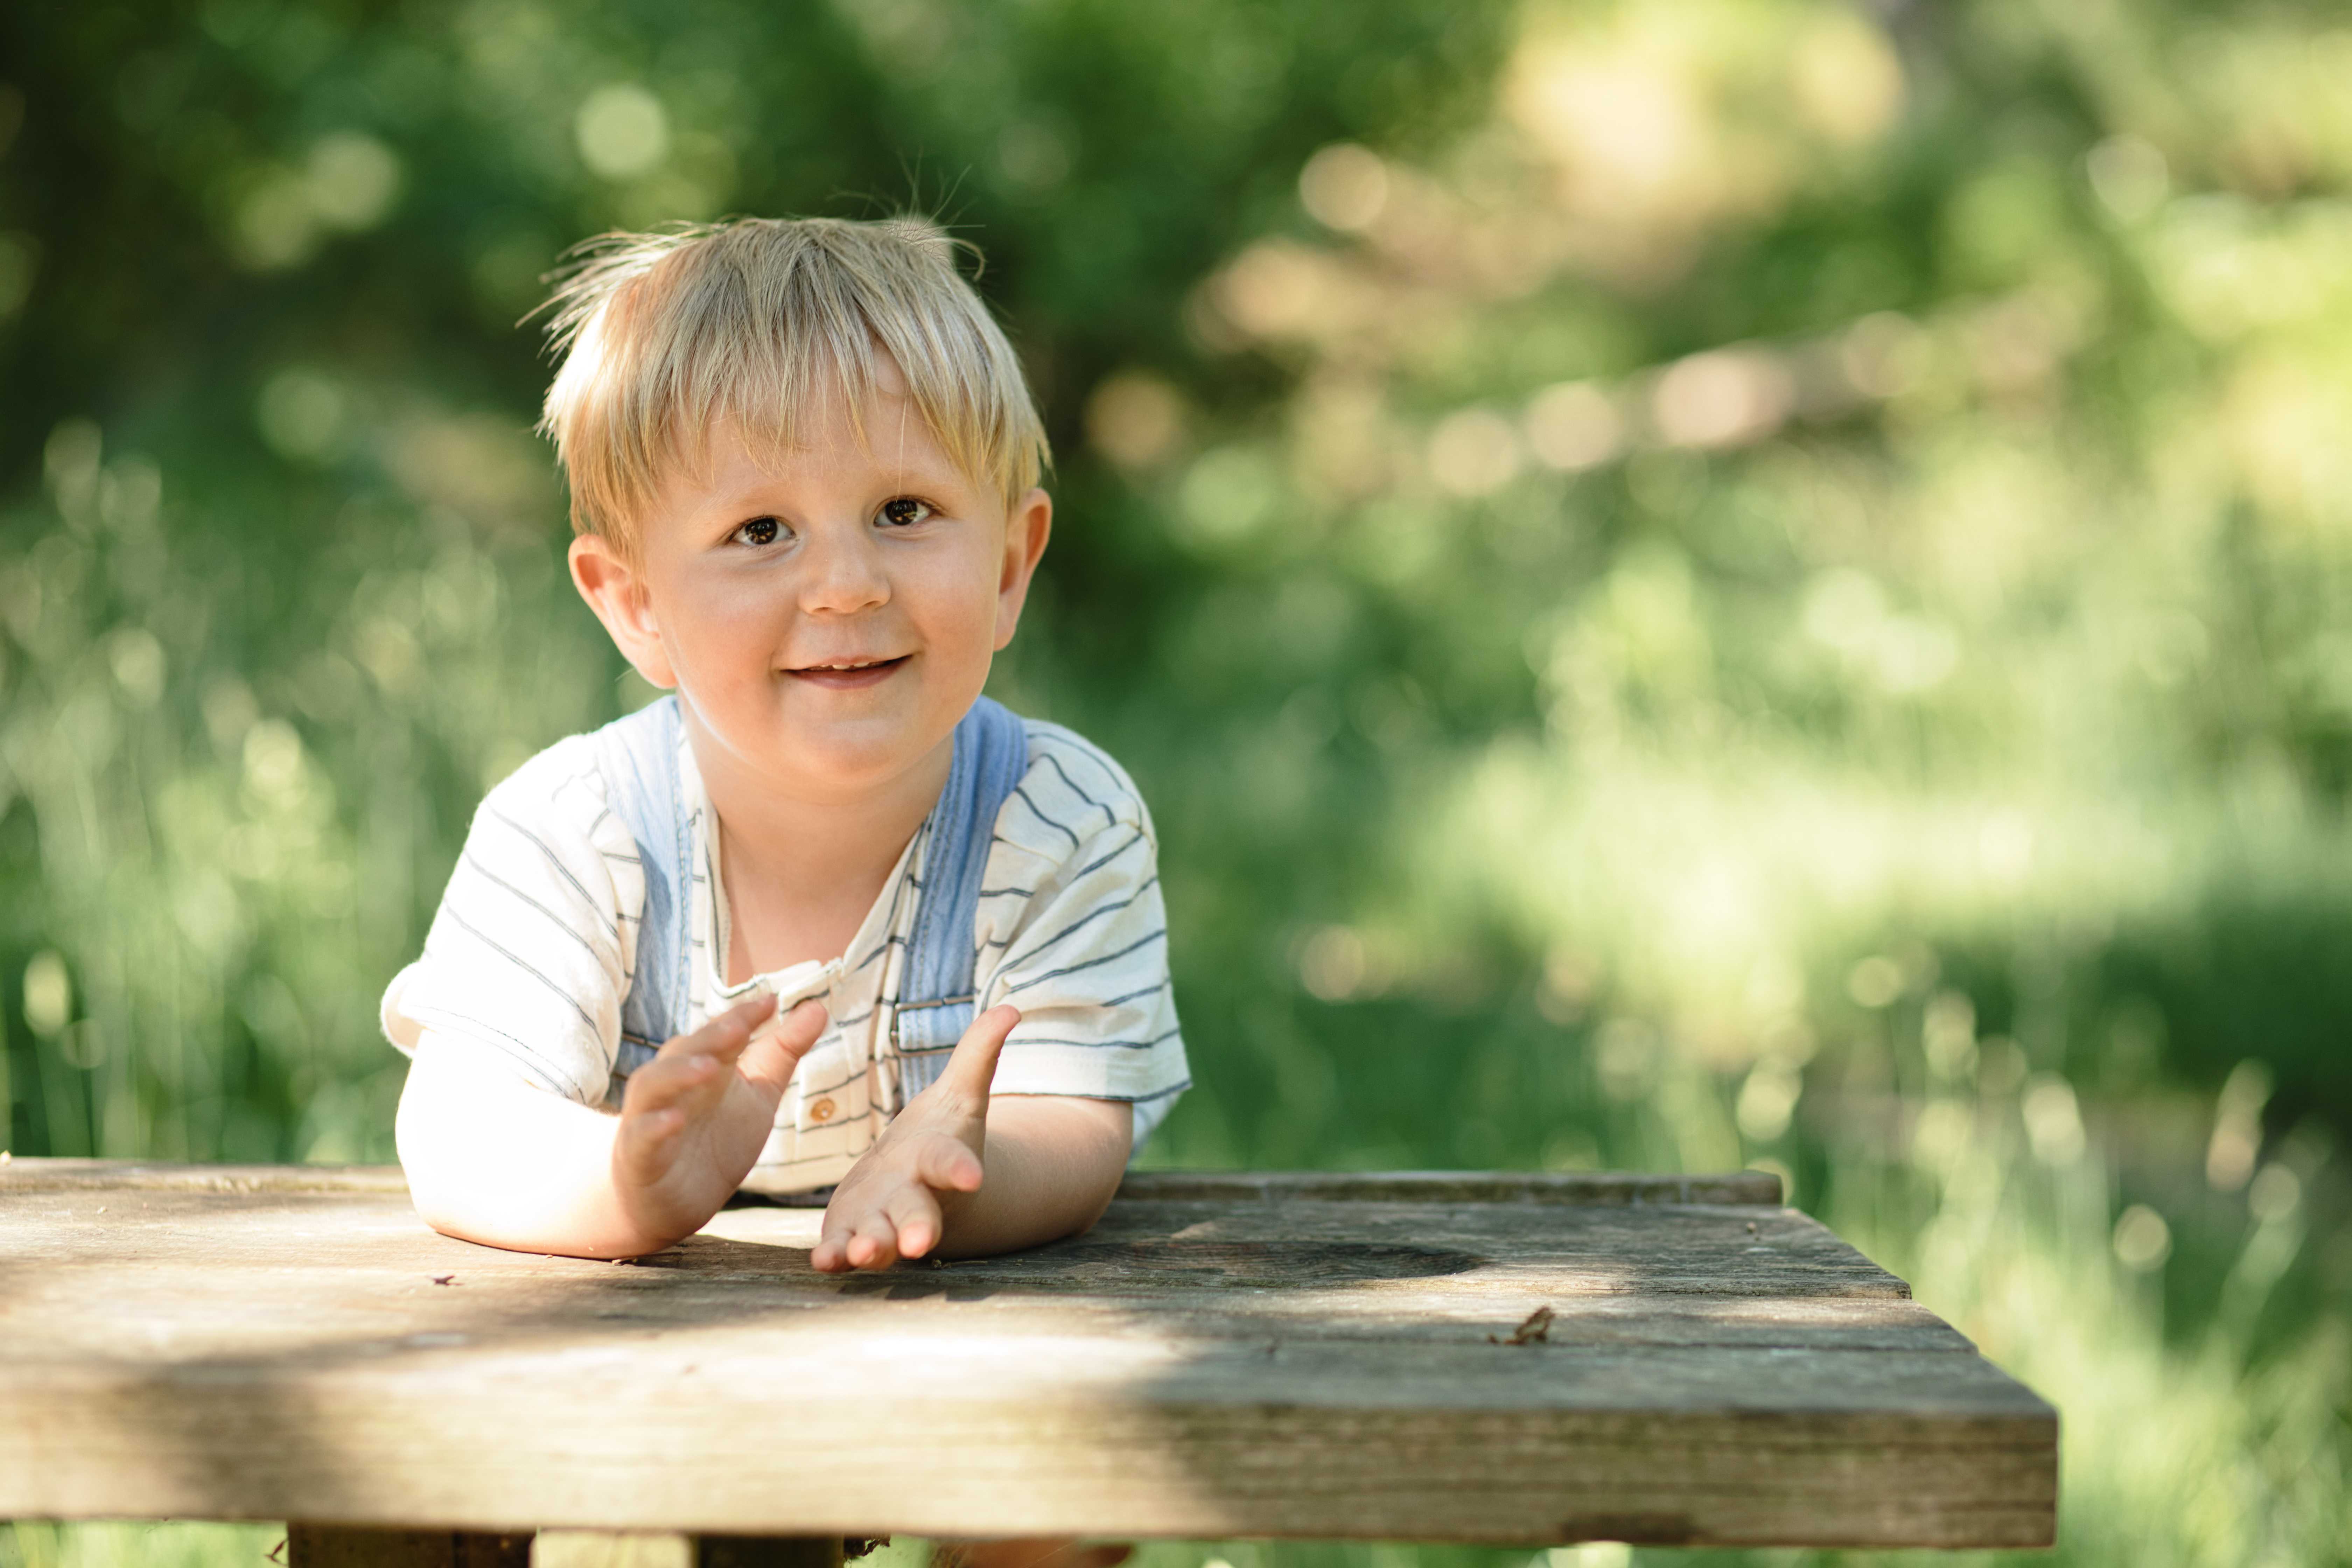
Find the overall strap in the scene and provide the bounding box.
[891,696,1030,1104]
[585,694,692,1083]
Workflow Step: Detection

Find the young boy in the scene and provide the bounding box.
[385,216,1188,1271]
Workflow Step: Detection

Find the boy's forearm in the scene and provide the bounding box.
[936,1096,1132,1259]
[395,1038,707,1259]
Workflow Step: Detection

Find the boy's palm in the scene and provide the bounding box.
[813,1003,1019,1272]
[613,994,827,1240]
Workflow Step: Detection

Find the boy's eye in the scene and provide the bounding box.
[733,516,782,547]
[877,497,935,528]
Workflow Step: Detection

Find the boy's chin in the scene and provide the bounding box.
[751,712,957,793]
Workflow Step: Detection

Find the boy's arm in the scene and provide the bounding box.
[397,994,825,1259]
[811,1005,1131,1271]
[934,1093,1131,1260]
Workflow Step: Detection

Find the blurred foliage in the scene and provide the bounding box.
[4,0,2351,1564]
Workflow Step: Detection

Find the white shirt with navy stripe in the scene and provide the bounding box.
[380,713,1189,1193]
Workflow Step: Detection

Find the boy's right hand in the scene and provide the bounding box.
[611,992,827,1244]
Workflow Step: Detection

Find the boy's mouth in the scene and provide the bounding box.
[783,654,910,691]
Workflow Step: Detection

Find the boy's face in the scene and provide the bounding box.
[568,364,1050,803]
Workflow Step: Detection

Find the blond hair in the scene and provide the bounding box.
[537,216,1049,556]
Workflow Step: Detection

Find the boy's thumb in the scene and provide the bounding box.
[741,999,828,1096]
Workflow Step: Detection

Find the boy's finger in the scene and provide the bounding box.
[660,992,777,1062]
[812,1202,862,1273]
[883,1186,944,1260]
[846,1208,901,1270]
[939,1003,1020,1100]
[738,999,828,1098]
[915,1134,985,1195]
[810,1221,847,1273]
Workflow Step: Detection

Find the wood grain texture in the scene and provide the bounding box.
[0,1161,2052,1548]
[1112,1171,1784,1206]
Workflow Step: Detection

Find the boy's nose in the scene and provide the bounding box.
[796,527,890,615]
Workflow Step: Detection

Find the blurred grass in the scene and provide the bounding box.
[0,1524,282,1568]
[4,0,2350,1563]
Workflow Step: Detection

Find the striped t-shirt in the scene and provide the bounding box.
[379,712,1189,1193]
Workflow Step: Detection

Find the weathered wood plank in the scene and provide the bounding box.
[0,1162,2052,1548]
[0,1159,414,1195]
[1113,1171,1784,1206]
[0,1182,1910,1307]
[5,1350,2054,1545]
[0,1195,1947,1350]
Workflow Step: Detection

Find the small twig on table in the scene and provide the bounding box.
[1489,1304,1555,1345]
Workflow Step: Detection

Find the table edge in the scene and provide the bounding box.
[0,1160,1783,1206]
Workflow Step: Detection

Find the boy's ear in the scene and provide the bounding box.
[568,533,679,689]
[992,488,1053,652]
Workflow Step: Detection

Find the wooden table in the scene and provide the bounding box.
[0,1161,2054,1563]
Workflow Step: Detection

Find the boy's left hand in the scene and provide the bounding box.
[812,1003,1019,1272]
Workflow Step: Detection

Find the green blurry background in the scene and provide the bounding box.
[4,0,2349,1563]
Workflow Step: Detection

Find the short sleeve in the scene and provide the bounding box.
[379,737,643,1107]
[972,723,1190,1124]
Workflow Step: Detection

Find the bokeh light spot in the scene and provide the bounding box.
[1846,954,1904,1009]
[1427,408,1523,496]
[1788,13,1903,147]
[1086,373,1185,470]
[1524,380,1623,471]
[305,132,402,231]
[1299,143,1390,232]
[21,951,71,1037]
[2112,1204,2172,1270]
[576,84,670,180]
[2087,134,2170,223]
[1651,347,1793,448]
[256,368,351,463]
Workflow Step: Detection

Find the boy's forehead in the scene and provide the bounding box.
[666,373,984,498]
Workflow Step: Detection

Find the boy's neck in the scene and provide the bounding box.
[686,720,957,981]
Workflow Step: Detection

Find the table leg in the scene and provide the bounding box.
[285,1524,532,1566]
[533,1532,848,1568]
[695,1539,847,1568]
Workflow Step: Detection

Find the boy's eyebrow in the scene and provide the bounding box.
[686,439,979,518]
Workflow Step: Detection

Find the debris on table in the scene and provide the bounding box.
[1490,1304,1555,1345]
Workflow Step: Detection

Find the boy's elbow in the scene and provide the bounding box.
[393,1045,538,1244]
[393,1068,475,1238]
[1070,1100,1133,1236]
[394,1045,658,1259]
[405,1186,478,1246]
